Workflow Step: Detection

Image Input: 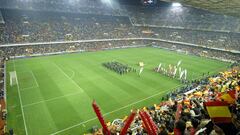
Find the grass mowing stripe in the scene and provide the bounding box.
[50,84,182,135]
[13,60,29,135]
[69,68,75,79]
[52,62,85,93]
[22,91,83,108]
[29,70,39,88]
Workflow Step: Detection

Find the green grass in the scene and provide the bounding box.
[6,47,230,135]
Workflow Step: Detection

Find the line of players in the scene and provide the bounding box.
[153,61,188,81]
[102,61,136,75]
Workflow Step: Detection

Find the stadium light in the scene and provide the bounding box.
[101,0,112,5]
[172,2,182,7]
[100,0,120,9]
[170,2,183,12]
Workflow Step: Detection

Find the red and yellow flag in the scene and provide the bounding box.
[204,101,231,123]
[219,90,236,104]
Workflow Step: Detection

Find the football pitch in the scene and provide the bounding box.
[6,47,230,135]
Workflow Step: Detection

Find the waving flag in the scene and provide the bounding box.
[173,66,178,77]
[177,60,182,67]
[219,90,236,104]
[179,67,182,76]
[204,101,231,123]
[157,63,162,72]
[139,67,144,76]
[184,69,187,80]
[180,70,185,79]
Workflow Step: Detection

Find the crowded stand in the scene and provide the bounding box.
[0,9,138,43]
[146,28,240,51]
[0,8,240,51]
[150,40,240,62]
[0,58,6,134]
[1,0,240,32]
[126,5,240,32]
[90,65,240,135]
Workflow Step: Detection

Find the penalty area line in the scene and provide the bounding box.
[50,85,181,135]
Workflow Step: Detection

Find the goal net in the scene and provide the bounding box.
[9,71,17,86]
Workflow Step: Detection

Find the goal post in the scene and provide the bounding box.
[9,71,17,86]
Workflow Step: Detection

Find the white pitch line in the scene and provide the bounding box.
[20,86,38,92]
[30,70,39,88]
[50,85,181,135]
[22,91,83,108]
[69,69,75,79]
[53,62,84,93]
[9,105,17,109]
[13,60,29,135]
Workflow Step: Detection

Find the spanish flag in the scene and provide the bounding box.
[204,101,231,123]
[219,90,236,104]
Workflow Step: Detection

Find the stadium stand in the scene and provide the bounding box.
[0,58,6,134]
[0,9,134,43]
[0,8,239,51]
[1,0,240,32]
[0,10,6,134]
[126,5,240,32]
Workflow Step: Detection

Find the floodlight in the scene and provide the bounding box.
[172,2,182,7]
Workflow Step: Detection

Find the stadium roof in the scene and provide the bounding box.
[0,0,239,18]
[162,0,240,17]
